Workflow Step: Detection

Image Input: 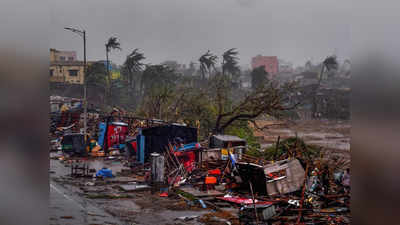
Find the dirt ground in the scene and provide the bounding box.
[252,119,350,152]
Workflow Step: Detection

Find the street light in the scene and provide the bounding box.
[64,27,87,138]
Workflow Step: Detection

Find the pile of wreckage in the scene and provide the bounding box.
[143,132,350,225]
[50,114,351,225]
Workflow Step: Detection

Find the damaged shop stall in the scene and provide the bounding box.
[234,162,268,195]
[229,158,305,196]
[200,135,247,164]
[61,133,87,156]
[97,119,129,155]
[264,158,305,196]
[123,136,137,158]
[135,124,198,164]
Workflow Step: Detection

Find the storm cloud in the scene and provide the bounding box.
[50,0,351,67]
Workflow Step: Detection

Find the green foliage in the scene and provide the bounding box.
[251,66,268,89]
[86,62,107,89]
[225,121,260,152]
[79,48,300,139]
[222,48,240,77]
[121,48,146,106]
[123,49,145,82]
[199,50,218,78]
[138,64,181,118]
[248,137,321,165]
[105,37,121,52]
[141,64,178,95]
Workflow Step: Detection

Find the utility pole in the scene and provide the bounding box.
[65,27,88,138]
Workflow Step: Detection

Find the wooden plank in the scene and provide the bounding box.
[119,184,151,192]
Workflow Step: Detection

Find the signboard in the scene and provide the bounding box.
[106,122,128,149]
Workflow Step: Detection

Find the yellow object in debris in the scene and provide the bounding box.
[221,148,228,155]
[60,104,69,112]
[221,148,234,154]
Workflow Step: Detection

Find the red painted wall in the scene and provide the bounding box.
[251,55,279,76]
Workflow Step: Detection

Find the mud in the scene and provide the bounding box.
[50,156,211,225]
[253,120,350,152]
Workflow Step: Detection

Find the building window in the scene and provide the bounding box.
[68,69,79,76]
[59,56,66,61]
[68,57,74,61]
[50,69,54,76]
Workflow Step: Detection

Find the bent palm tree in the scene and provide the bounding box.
[222,48,240,77]
[105,37,121,100]
[123,48,145,91]
[199,50,217,79]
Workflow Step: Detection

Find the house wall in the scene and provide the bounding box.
[50,48,77,62]
[49,64,84,84]
[251,55,279,76]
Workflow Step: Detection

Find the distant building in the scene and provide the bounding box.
[49,48,86,84]
[251,55,279,76]
[50,61,86,84]
[278,60,293,74]
[50,48,77,62]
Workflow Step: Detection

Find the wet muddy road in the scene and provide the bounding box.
[49,154,210,225]
[49,181,123,225]
[49,154,124,225]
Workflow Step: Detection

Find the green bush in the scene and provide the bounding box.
[244,137,321,166]
[225,121,260,152]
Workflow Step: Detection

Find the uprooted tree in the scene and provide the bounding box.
[210,74,300,134]
[163,72,300,137]
[136,48,301,138]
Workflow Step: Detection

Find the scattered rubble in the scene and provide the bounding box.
[50,111,351,224]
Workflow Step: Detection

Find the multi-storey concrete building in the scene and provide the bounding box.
[251,55,279,76]
[49,48,85,84]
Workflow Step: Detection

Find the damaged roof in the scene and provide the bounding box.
[212,135,245,142]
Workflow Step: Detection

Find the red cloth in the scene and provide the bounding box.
[131,141,137,153]
[159,192,168,197]
[174,150,196,173]
[208,169,221,175]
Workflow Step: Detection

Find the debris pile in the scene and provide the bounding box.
[128,131,351,224]
[50,107,350,224]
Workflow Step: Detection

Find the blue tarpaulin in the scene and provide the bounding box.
[98,122,106,147]
[136,129,145,164]
[96,168,113,178]
[174,142,201,152]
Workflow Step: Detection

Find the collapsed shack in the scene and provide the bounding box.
[136,124,198,164]
[61,133,87,156]
[156,135,350,224]
[263,159,305,197]
[114,129,350,224]
[235,162,267,195]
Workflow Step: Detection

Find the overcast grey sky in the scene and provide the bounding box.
[50,0,350,68]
